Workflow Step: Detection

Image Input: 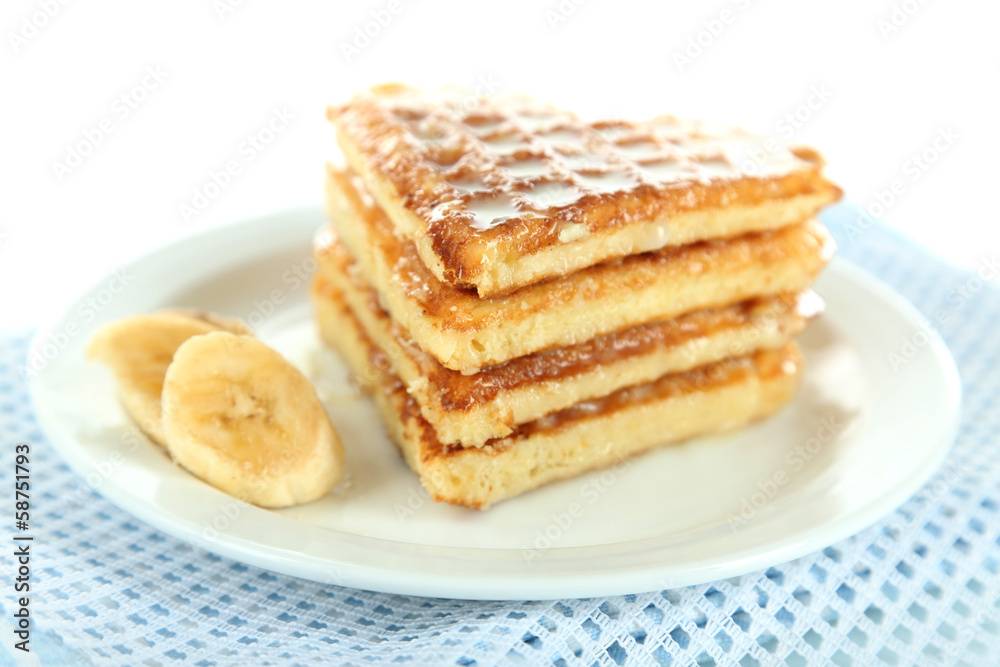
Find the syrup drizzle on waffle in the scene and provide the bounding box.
[340,86,812,232]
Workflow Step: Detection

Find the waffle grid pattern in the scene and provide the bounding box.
[2,203,999,666]
[336,87,811,231]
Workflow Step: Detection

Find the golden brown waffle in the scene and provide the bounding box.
[313,261,815,446]
[315,284,803,510]
[318,168,834,374]
[329,83,842,297]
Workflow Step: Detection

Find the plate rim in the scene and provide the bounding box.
[28,206,963,600]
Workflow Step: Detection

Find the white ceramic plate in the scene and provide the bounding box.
[29,207,961,600]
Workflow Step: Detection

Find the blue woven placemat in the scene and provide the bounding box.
[2,202,999,667]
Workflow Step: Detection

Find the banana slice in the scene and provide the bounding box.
[87,312,240,446]
[161,331,343,508]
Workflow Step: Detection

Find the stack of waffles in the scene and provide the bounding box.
[311,84,842,509]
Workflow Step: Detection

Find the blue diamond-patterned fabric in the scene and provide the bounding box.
[1,202,999,667]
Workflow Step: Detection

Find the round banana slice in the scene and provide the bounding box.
[161,332,344,508]
[87,312,230,446]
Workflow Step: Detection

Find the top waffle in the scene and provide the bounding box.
[329,83,842,297]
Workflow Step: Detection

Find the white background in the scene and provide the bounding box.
[2,0,997,328]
